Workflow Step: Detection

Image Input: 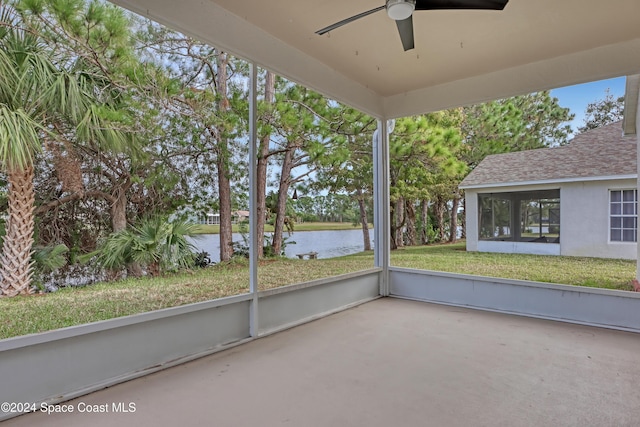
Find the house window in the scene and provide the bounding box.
[478,190,559,243]
[610,190,637,242]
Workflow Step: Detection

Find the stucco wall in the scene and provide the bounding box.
[465,192,479,252]
[463,179,637,260]
[560,179,636,259]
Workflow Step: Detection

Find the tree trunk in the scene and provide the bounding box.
[395,197,405,248]
[256,71,275,257]
[217,154,233,261]
[390,227,398,250]
[0,167,36,296]
[435,196,446,242]
[389,202,398,250]
[272,147,294,255]
[111,188,128,232]
[405,199,417,246]
[111,183,142,277]
[216,52,234,262]
[449,193,460,243]
[356,188,371,251]
[420,199,429,245]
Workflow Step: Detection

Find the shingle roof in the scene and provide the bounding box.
[459,121,637,188]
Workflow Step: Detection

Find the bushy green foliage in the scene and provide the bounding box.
[96,217,200,276]
[192,251,212,268]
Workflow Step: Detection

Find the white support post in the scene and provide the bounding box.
[249,63,259,336]
[373,119,391,296]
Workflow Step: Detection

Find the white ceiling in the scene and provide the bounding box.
[112,0,640,119]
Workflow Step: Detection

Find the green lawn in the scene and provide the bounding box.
[0,242,635,340]
[389,242,636,290]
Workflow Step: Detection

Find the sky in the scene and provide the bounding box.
[549,76,626,135]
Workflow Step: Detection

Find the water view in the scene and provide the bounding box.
[193,229,371,263]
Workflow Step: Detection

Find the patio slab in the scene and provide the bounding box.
[5,298,640,426]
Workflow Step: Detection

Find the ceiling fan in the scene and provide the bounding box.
[316,0,509,52]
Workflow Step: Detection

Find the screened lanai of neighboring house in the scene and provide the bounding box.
[2,1,640,425]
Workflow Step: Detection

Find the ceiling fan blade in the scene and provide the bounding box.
[395,16,415,51]
[415,0,508,11]
[316,5,386,35]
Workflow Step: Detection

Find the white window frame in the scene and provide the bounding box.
[609,189,637,243]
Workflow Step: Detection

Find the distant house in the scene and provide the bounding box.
[198,210,249,225]
[233,210,250,222]
[459,121,637,260]
[200,213,221,225]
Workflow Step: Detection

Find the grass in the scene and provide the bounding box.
[0,256,373,340]
[0,242,635,340]
[194,222,371,234]
[390,242,636,291]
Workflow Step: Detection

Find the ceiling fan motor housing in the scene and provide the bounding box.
[386,0,416,20]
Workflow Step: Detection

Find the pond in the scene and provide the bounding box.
[192,229,372,263]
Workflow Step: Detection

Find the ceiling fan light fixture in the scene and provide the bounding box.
[386,0,416,21]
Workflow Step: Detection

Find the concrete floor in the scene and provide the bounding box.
[6,298,640,426]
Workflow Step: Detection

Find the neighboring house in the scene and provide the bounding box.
[200,213,221,225]
[197,210,249,225]
[234,210,250,222]
[459,121,637,260]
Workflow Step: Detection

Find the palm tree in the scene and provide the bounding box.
[96,217,200,277]
[0,19,60,295]
[0,9,126,296]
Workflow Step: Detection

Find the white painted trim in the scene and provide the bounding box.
[460,174,638,190]
[607,188,638,244]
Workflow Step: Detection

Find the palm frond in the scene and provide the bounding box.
[0,106,43,170]
[95,229,137,270]
[95,217,199,275]
[75,104,129,152]
[32,244,69,273]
